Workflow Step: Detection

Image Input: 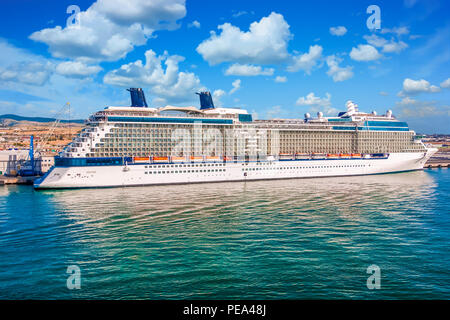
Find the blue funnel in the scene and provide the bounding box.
[127,88,148,107]
[196,91,215,110]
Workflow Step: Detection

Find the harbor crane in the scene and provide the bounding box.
[19,102,71,176]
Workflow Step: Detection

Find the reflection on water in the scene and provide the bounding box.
[0,170,449,299]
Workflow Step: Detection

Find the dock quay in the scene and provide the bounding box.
[425,162,450,168]
[425,153,450,168]
[0,175,40,185]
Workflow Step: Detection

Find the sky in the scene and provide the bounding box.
[0,0,449,134]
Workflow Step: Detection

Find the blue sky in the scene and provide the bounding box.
[0,0,449,133]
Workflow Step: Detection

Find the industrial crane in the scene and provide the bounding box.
[19,102,71,176]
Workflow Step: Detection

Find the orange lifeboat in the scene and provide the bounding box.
[172,156,185,162]
[153,157,169,162]
[351,153,362,158]
[190,156,203,162]
[327,154,339,158]
[133,157,150,163]
[206,156,220,162]
[339,153,351,158]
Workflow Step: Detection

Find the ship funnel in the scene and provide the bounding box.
[127,88,148,107]
[196,91,215,110]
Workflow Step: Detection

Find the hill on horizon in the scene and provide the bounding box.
[0,114,84,124]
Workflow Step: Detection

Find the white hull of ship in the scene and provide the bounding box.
[34,150,437,189]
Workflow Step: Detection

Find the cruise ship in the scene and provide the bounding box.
[34,88,437,189]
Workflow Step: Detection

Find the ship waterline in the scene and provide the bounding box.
[35,152,433,189]
[34,89,437,189]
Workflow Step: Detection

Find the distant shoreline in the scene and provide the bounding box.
[0,114,84,124]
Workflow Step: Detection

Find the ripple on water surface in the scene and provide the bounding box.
[0,169,449,299]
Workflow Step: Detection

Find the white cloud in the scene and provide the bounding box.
[213,89,226,98]
[29,0,186,62]
[0,39,39,67]
[232,11,249,18]
[0,39,57,86]
[0,39,105,87]
[266,105,282,119]
[229,79,241,94]
[103,49,201,105]
[296,92,331,107]
[0,40,138,119]
[210,80,241,107]
[363,34,408,54]
[274,76,287,83]
[55,61,102,78]
[441,78,450,88]
[382,40,408,53]
[329,26,347,36]
[0,61,53,86]
[396,97,450,118]
[364,34,388,47]
[400,78,441,96]
[287,45,323,74]
[381,26,410,36]
[350,44,382,61]
[326,55,353,82]
[213,89,226,107]
[196,12,292,65]
[92,0,185,28]
[188,20,201,28]
[225,63,274,76]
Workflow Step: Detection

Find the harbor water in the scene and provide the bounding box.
[0,169,449,299]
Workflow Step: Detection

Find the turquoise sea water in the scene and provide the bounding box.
[0,169,449,299]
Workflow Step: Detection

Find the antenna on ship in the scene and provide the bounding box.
[196,91,215,110]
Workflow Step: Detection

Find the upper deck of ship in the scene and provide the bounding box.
[87,90,410,133]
